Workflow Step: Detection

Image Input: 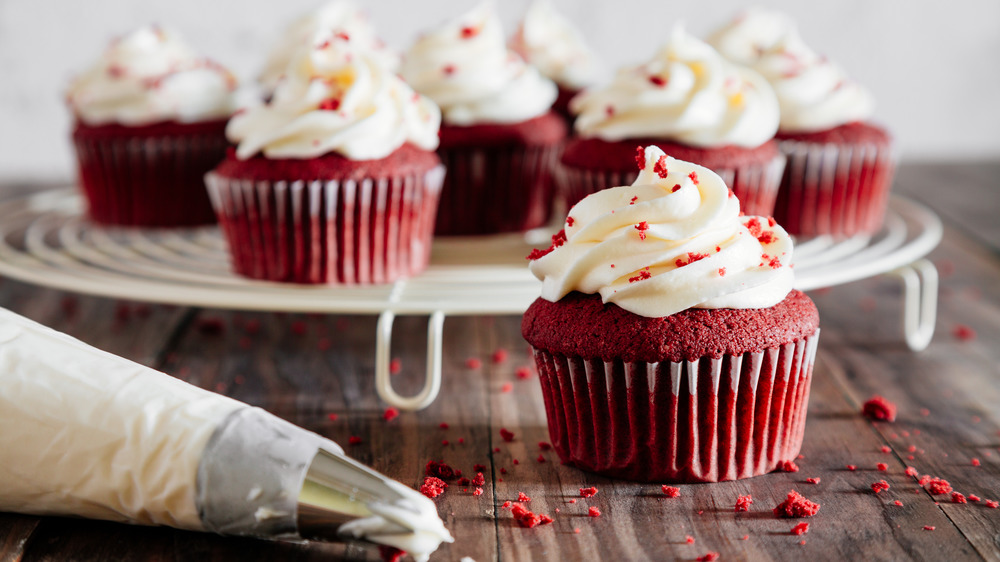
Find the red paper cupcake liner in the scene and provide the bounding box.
[205,165,445,285]
[773,140,896,238]
[557,154,786,217]
[73,133,227,227]
[531,330,819,483]
[435,144,560,235]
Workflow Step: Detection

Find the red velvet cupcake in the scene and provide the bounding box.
[523,146,820,482]
[66,25,237,227]
[206,34,443,285]
[709,15,895,237]
[401,3,566,235]
[561,27,784,217]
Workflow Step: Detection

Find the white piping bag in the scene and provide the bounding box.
[0,307,452,560]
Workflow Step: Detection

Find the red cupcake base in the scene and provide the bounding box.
[531,332,819,482]
[72,120,228,227]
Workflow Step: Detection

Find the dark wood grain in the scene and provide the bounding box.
[1,161,999,561]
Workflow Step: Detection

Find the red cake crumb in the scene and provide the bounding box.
[925,478,952,495]
[501,382,514,393]
[439,422,449,430]
[588,506,601,517]
[378,546,406,562]
[569,499,576,504]
[905,467,919,477]
[972,458,981,467]
[491,348,508,364]
[918,475,931,486]
[777,460,799,473]
[791,522,810,535]
[539,514,554,524]
[806,477,820,485]
[923,526,935,531]
[538,442,552,451]
[741,535,749,540]
[501,501,512,509]
[348,436,362,445]
[920,408,930,416]
[894,500,904,506]
[472,472,486,486]
[847,465,857,471]
[688,171,699,185]
[662,486,680,497]
[457,477,470,486]
[685,535,695,544]
[952,324,977,341]
[474,487,483,496]
[634,146,645,169]
[420,477,447,498]
[566,216,576,227]
[580,487,598,498]
[629,268,652,282]
[474,463,487,472]
[425,460,457,480]
[518,492,532,502]
[671,183,682,193]
[696,553,719,562]
[460,25,480,39]
[862,395,897,422]
[907,445,917,453]
[968,494,981,502]
[536,454,545,463]
[877,463,888,472]
[516,366,533,379]
[648,75,667,87]
[500,428,515,442]
[634,221,649,240]
[952,492,967,503]
[872,480,890,494]
[735,494,753,512]
[512,459,519,465]
[511,504,552,528]
[383,407,399,421]
[653,155,669,178]
[880,446,891,453]
[675,252,709,268]
[327,413,339,421]
[773,490,820,518]
[465,357,482,369]
[985,500,999,508]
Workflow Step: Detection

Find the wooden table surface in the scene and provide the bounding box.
[1,161,998,561]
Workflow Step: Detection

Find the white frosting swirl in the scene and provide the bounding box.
[227,34,440,161]
[258,0,399,94]
[706,8,797,66]
[529,145,794,318]
[66,25,237,126]
[571,25,778,148]
[400,2,557,126]
[509,0,602,91]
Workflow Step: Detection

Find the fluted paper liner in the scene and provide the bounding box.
[558,153,786,218]
[435,143,560,235]
[774,139,896,237]
[73,132,226,227]
[532,331,819,482]
[205,165,444,285]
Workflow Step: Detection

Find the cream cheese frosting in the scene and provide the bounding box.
[258,0,399,94]
[227,32,440,161]
[509,0,602,91]
[400,1,557,126]
[571,25,778,148]
[708,11,874,133]
[529,145,794,318]
[67,25,237,126]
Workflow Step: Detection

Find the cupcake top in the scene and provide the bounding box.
[528,145,794,318]
[571,26,778,148]
[258,0,399,94]
[708,11,874,133]
[400,2,557,126]
[227,31,440,161]
[66,25,237,126]
[508,0,602,92]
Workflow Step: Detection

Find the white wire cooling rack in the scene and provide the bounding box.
[0,188,942,410]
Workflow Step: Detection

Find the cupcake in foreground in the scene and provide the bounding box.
[522,145,820,482]
[67,25,237,227]
[709,11,895,237]
[206,32,443,285]
[401,2,567,235]
[257,0,399,96]
[509,0,602,122]
[562,26,784,217]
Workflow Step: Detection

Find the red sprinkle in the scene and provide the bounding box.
[872,480,890,494]
[580,487,598,498]
[420,477,447,498]
[806,477,821,485]
[588,506,601,517]
[500,428,515,442]
[773,490,820,518]
[662,486,680,497]
[348,436,362,445]
[862,395,897,422]
[877,463,889,472]
[735,494,753,512]
[777,460,800,473]
[653,155,669,178]
[791,522,809,535]
[383,407,399,421]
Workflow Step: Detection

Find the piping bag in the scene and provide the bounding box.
[0,307,453,560]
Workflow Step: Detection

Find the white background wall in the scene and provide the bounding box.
[1,0,998,182]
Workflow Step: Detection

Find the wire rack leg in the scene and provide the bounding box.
[889,259,938,352]
[374,310,445,411]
